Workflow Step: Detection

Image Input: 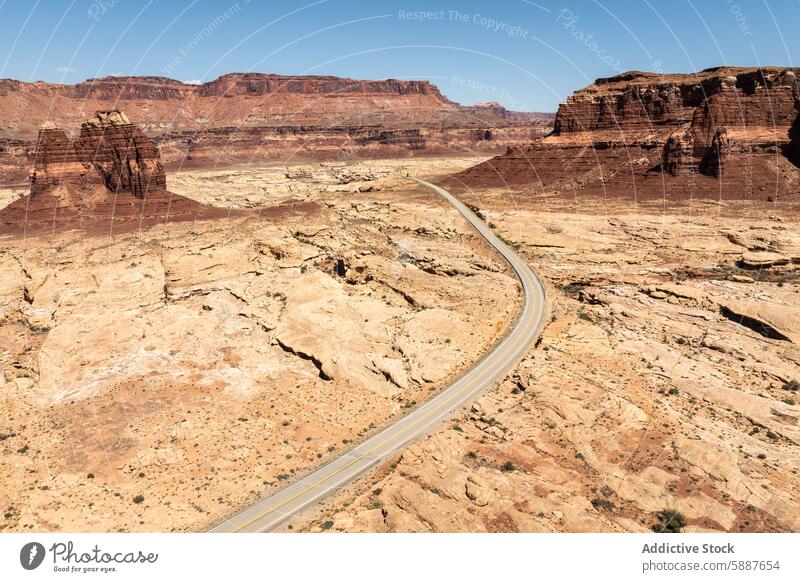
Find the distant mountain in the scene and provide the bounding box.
[0,73,553,183]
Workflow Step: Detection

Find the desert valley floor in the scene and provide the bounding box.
[1,155,798,533]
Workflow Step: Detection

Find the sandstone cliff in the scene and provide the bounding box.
[2,111,220,234]
[0,73,553,182]
[29,111,166,197]
[450,67,800,200]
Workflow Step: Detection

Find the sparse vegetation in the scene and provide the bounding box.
[591,498,614,511]
[500,460,517,472]
[132,495,145,504]
[652,509,686,533]
[783,380,799,392]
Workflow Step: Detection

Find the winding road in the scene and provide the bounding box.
[209,178,547,533]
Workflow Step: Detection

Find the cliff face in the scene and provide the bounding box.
[196,73,449,99]
[452,67,800,200]
[788,102,800,165]
[3,111,219,235]
[0,73,552,182]
[79,111,166,197]
[29,111,166,197]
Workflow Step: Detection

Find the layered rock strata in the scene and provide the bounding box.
[0,74,553,182]
[29,111,166,197]
[450,67,800,200]
[2,111,220,234]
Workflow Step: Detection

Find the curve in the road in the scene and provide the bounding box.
[209,178,547,532]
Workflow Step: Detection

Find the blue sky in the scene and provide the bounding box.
[0,0,798,111]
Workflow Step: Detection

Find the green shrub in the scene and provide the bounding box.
[783,379,799,392]
[591,498,614,511]
[651,510,686,533]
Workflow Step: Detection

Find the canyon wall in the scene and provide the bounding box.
[451,67,800,200]
[0,74,553,183]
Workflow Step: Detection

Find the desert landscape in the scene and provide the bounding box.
[1,64,799,536]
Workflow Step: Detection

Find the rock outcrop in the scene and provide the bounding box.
[788,106,800,166]
[2,111,220,235]
[78,111,166,197]
[699,127,730,178]
[29,111,166,197]
[450,67,800,200]
[662,130,695,177]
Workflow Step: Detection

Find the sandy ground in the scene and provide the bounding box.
[0,156,517,532]
[284,186,800,534]
[2,157,798,533]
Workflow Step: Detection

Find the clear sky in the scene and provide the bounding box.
[0,0,798,112]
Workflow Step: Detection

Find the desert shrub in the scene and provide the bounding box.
[500,460,516,472]
[651,509,686,533]
[591,498,614,511]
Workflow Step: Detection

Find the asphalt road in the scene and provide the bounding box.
[209,178,547,533]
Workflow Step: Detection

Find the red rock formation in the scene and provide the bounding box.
[2,111,223,236]
[29,111,166,197]
[28,125,84,195]
[700,127,730,178]
[449,67,800,200]
[662,130,695,177]
[77,111,166,197]
[0,73,553,180]
[196,73,449,100]
[788,100,800,166]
